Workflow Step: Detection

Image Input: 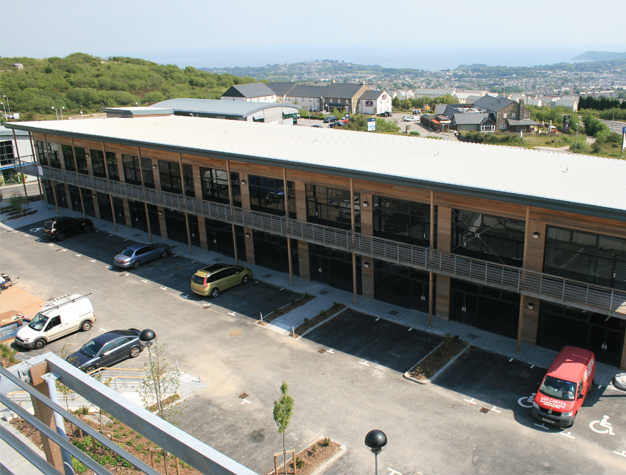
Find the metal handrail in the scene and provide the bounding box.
[20,163,626,317]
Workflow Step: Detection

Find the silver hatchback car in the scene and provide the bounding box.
[114,243,171,269]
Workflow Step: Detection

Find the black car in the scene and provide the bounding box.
[43,216,93,241]
[66,329,145,372]
[378,111,392,117]
[323,115,337,123]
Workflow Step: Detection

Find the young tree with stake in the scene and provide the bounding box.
[273,381,294,475]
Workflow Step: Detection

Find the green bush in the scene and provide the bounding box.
[296,456,306,469]
[72,457,88,474]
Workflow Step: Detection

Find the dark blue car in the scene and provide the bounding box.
[66,329,145,372]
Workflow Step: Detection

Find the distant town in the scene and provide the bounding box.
[203,55,626,99]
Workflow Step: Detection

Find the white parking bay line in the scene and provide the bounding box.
[560,431,575,439]
[613,450,626,457]
[464,398,477,405]
[181,295,189,299]
[76,254,82,257]
[359,361,370,366]
[160,287,167,291]
[326,349,334,354]
[90,259,96,263]
[241,399,251,405]
[141,280,148,283]
[99,328,107,332]
[228,312,236,316]
[490,406,501,413]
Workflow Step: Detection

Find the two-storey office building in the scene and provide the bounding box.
[7,117,626,369]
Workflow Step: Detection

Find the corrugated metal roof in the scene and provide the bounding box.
[6,117,626,219]
[150,99,297,117]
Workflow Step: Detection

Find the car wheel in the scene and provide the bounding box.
[85,366,96,373]
[242,275,250,284]
[211,288,220,298]
[129,346,141,358]
[84,224,93,233]
[161,250,169,258]
[34,339,46,350]
[81,320,92,331]
[133,261,141,269]
[56,232,66,241]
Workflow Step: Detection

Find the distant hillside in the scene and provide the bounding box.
[0,53,256,120]
[572,51,626,62]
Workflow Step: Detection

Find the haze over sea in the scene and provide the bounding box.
[140,44,583,71]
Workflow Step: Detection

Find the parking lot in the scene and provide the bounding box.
[2,212,626,474]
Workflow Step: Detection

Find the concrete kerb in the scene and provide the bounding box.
[310,443,347,475]
[293,307,348,340]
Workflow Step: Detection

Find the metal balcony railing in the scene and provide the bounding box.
[21,163,626,318]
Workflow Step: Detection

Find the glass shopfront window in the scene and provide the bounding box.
[199,167,240,206]
[80,187,95,217]
[249,175,295,217]
[90,149,106,178]
[309,243,361,294]
[141,157,155,189]
[374,261,431,313]
[122,154,142,185]
[373,196,432,247]
[204,219,246,261]
[61,145,76,171]
[253,230,299,275]
[106,152,119,181]
[544,226,626,290]
[36,142,48,165]
[183,164,195,198]
[538,302,626,367]
[164,208,187,243]
[74,147,88,174]
[306,184,359,232]
[452,210,525,266]
[159,160,182,194]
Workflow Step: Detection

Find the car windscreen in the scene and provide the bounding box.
[539,375,576,400]
[121,249,135,257]
[28,313,49,331]
[80,340,104,358]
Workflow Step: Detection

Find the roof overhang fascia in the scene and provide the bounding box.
[6,123,625,223]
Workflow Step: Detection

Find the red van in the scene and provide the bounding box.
[532,346,596,427]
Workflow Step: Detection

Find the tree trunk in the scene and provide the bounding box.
[282,432,287,475]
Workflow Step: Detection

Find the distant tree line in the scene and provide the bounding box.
[578,95,626,111]
[0,53,256,120]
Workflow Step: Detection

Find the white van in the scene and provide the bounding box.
[15,293,95,350]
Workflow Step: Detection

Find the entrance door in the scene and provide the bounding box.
[451,291,479,327]
[589,325,624,367]
[310,254,331,286]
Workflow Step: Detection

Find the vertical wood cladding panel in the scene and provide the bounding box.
[521,306,539,345]
[295,181,307,221]
[525,218,547,272]
[298,241,310,281]
[192,165,203,200]
[157,207,167,239]
[361,191,373,235]
[244,228,255,265]
[240,173,251,210]
[362,264,375,300]
[122,199,132,228]
[437,207,452,252]
[197,216,208,249]
[436,274,450,320]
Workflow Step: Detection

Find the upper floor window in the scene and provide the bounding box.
[122,154,141,185]
[158,160,182,194]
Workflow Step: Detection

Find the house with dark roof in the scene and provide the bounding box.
[357,90,392,115]
[266,82,370,114]
[452,113,495,132]
[221,83,277,102]
[472,95,538,132]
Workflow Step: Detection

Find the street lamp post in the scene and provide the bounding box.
[365,430,388,475]
[139,329,163,416]
[2,95,10,116]
[0,101,6,118]
[60,106,65,120]
[52,106,59,120]
[80,110,83,119]
[575,122,579,153]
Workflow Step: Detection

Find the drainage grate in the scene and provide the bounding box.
[318,348,327,354]
[467,333,478,340]
[388,310,398,316]
[479,407,490,414]
[264,274,273,278]
[319,290,329,295]
[229,330,242,337]
[238,393,249,399]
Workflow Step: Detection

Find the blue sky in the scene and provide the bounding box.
[3,0,625,70]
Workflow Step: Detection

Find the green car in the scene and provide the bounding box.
[190,263,252,297]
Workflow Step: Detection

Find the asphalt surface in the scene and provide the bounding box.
[2,216,626,475]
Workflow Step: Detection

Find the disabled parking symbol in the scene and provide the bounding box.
[518,392,535,408]
[590,415,615,435]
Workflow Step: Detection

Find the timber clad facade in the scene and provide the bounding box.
[10,117,626,370]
